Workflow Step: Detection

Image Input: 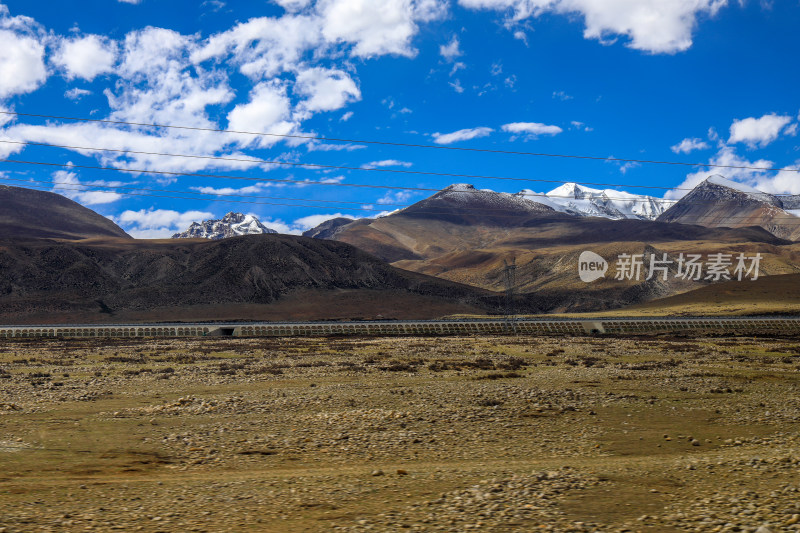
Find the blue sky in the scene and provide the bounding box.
[0,0,798,236]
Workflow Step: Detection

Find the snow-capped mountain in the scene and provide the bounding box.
[172,212,277,240]
[516,183,674,220]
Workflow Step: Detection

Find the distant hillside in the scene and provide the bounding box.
[613,273,800,316]
[0,185,131,241]
[0,234,506,324]
[312,183,787,265]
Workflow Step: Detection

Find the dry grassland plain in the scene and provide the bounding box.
[1,334,800,532]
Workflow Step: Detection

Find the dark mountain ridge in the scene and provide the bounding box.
[657,176,800,241]
[0,234,509,323]
[0,185,131,240]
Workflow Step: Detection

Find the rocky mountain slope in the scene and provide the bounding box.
[0,185,131,241]
[0,234,511,323]
[172,212,277,239]
[657,176,800,240]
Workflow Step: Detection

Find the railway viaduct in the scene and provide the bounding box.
[1,317,800,338]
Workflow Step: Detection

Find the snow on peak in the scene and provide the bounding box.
[172,212,278,239]
[547,182,603,198]
[446,183,477,191]
[700,175,780,205]
[516,183,673,220]
[704,175,764,195]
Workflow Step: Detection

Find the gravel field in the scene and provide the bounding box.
[1,333,799,532]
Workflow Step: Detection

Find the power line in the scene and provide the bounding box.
[3,180,384,212]
[0,157,423,191]
[2,156,798,213]
[2,110,799,174]
[5,175,800,226]
[0,176,402,208]
[0,173,670,211]
[1,174,668,215]
[5,158,800,220]
[0,138,696,192]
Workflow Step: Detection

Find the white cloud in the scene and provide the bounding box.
[432,127,494,144]
[317,0,447,57]
[116,26,192,79]
[7,121,257,174]
[0,7,47,97]
[226,81,295,146]
[377,190,416,205]
[191,15,322,79]
[273,0,312,11]
[5,26,257,174]
[291,212,352,231]
[363,160,413,168]
[294,67,361,114]
[0,0,452,198]
[51,170,123,205]
[305,141,366,151]
[448,79,465,93]
[671,137,710,154]
[728,113,794,148]
[552,90,572,101]
[0,104,14,128]
[202,0,226,11]
[116,208,214,238]
[191,182,277,195]
[502,122,562,136]
[53,35,116,81]
[458,0,729,54]
[570,120,592,132]
[118,0,142,4]
[618,161,639,174]
[440,36,462,60]
[0,129,25,158]
[65,87,92,100]
[340,111,354,121]
[757,165,800,195]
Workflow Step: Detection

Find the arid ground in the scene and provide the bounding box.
[1,334,800,532]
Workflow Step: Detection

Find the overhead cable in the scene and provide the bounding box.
[2,110,798,174]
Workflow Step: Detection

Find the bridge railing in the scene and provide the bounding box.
[1,319,799,339]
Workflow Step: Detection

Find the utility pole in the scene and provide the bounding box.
[503,257,517,333]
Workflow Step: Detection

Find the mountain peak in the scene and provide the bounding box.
[518,183,671,220]
[694,175,780,206]
[703,175,765,195]
[657,174,799,240]
[172,212,277,240]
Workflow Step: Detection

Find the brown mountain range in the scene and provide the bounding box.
[306,184,799,312]
[0,234,514,324]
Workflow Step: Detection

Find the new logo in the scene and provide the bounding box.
[578,251,608,283]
